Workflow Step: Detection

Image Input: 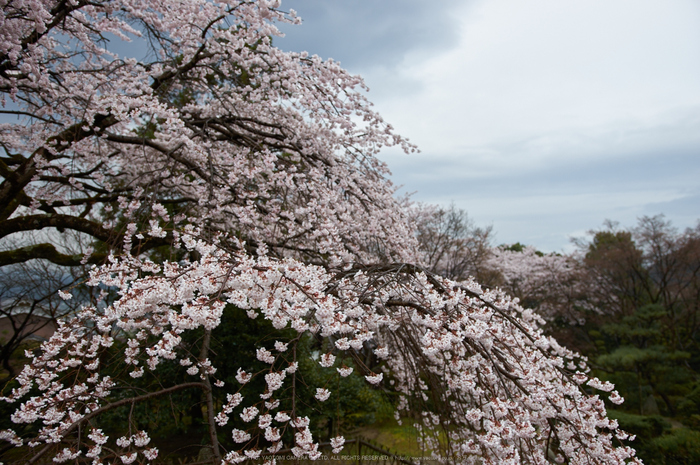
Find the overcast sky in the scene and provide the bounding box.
[276,0,700,252]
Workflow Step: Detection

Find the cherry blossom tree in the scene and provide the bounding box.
[486,245,588,325]
[0,1,641,464]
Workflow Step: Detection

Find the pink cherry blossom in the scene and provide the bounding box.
[319,353,336,368]
[330,435,345,454]
[315,388,331,402]
[365,373,383,385]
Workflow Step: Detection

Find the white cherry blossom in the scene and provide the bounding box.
[315,388,331,402]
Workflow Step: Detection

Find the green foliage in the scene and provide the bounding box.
[133,117,161,140]
[652,428,700,465]
[586,230,636,258]
[592,304,697,418]
[605,411,700,464]
[607,410,670,464]
[561,217,700,463]
[608,410,670,438]
[500,242,546,256]
[209,306,392,443]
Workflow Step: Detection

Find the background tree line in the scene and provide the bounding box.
[415,205,700,464]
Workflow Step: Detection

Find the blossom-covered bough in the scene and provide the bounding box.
[485,246,588,325]
[0,0,639,463]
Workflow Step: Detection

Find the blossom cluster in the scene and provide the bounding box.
[486,246,589,324]
[2,228,639,464]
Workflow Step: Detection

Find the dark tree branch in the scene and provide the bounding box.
[0,243,107,267]
[0,214,116,243]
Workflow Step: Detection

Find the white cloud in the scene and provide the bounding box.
[278,0,700,250]
[374,0,700,155]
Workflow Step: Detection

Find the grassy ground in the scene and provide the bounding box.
[352,420,426,457]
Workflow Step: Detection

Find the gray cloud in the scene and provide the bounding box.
[387,146,700,252]
[276,0,468,72]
